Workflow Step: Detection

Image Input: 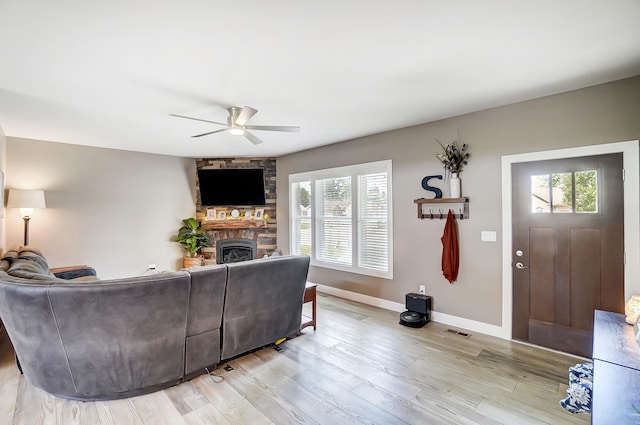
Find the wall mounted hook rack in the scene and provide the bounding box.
[414,197,470,220]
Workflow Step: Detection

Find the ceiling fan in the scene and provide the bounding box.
[170,106,300,145]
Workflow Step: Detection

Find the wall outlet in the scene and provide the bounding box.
[148,263,157,270]
[419,285,426,294]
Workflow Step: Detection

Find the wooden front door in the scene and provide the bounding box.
[512,153,624,357]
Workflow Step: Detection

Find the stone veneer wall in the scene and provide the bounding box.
[195,158,277,259]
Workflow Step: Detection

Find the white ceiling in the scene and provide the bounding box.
[1,1,639,158]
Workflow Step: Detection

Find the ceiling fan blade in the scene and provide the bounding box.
[244,125,300,133]
[169,114,226,126]
[235,106,258,126]
[244,130,264,145]
[192,128,228,138]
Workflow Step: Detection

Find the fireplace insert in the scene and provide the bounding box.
[216,238,257,264]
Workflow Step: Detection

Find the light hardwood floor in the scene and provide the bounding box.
[0,294,590,425]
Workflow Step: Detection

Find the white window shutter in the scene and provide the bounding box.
[358,172,388,271]
[316,177,352,266]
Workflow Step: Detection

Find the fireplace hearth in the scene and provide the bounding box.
[216,238,258,264]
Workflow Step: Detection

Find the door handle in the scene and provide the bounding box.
[515,262,528,269]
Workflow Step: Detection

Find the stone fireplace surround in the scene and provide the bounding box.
[195,158,277,260]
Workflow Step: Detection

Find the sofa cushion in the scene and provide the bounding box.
[42,272,191,399]
[7,246,58,281]
[51,266,98,281]
[7,259,59,281]
[221,255,310,360]
[183,264,227,374]
[5,247,97,282]
[19,246,52,271]
[185,264,227,336]
[0,245,21,272]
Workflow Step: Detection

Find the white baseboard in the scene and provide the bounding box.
[314,283,509,340]
[315,283,406,312]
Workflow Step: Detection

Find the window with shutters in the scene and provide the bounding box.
[289,160,393,279]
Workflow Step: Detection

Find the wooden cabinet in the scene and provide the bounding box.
[592,310,640,424]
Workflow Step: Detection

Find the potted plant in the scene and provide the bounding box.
[436,134,470,198]
[175,217,211,268]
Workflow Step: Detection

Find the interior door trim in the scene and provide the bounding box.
[501,140,640,340]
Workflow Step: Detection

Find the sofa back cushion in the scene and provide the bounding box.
[221,255,310,360]
[183,264,227,374]
[0,271,192,400]
[0,272,75,394]
[7,246,58,281]
[0,245,21,273]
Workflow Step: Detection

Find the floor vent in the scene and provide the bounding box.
[446,329,471,338]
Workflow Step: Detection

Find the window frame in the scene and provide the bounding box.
[289,160,393,279]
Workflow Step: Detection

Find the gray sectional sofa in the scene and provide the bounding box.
[0,246,310,401]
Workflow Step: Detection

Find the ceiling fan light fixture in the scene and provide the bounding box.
[171,105,298,144]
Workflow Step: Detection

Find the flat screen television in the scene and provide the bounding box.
[198,168,266,206]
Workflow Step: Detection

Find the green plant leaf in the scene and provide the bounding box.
[175,217,210,256]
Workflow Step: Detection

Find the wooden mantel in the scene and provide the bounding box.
[201,219,267,230]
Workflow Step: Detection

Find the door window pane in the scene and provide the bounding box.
[531,174,551,213]
[575,170,598,213]
[551,173,573,213]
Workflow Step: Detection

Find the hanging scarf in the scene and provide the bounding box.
[441,210,459,283]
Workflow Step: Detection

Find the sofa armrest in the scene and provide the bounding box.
[51,266,98,280]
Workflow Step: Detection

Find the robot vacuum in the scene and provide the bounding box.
[399,310,428,328]
[399,293,432,328]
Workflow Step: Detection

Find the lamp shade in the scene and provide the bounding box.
[7,189,46,209]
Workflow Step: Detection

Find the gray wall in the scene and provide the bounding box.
[5,138,196,279]
[277,76,640,326]
[0,126,6,248]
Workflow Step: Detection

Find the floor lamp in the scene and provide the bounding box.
[7,189,46,246]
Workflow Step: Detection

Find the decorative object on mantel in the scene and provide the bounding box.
[175,218,211,268]
[441,210,459,283]
[625,295,640,324]
[421,175,443,199]
[435,133,470,198]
